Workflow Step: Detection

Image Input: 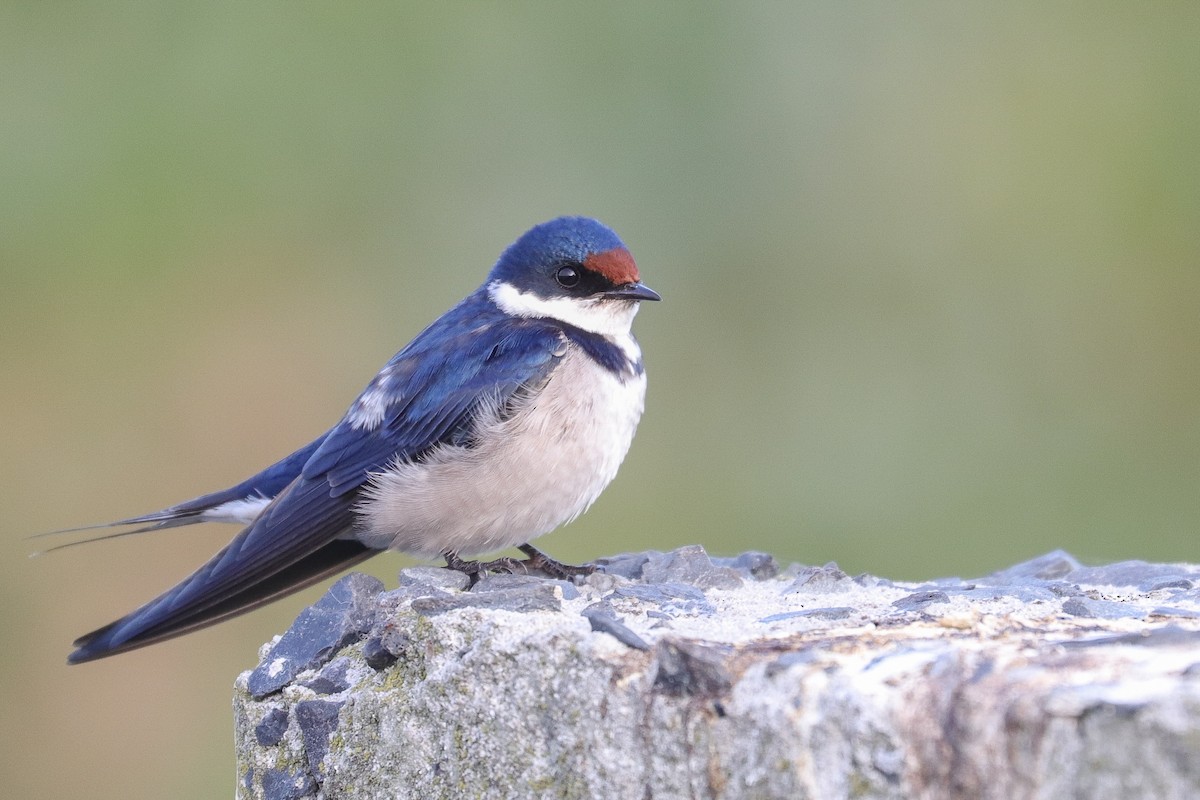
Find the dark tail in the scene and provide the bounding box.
[69,539,375,663]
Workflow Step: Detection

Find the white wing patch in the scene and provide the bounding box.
[347,372,395,431]
[201,494,273,525]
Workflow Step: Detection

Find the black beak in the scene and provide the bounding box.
[606,281,661,302]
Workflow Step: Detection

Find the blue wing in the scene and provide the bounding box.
[304,304,568,493]
[68,475,371,662]
[69,305,568,662]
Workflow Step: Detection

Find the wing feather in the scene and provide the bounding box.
[69,308,568,662]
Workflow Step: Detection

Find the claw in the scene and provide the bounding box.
[443,545,593,587]
[517,544,595,580]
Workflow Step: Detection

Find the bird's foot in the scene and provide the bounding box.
[442,546,594,587]
[443,551,530,587]
[517,544,596,580]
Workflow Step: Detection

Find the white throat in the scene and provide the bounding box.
[487,280,640,340]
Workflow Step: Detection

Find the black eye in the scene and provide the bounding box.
[555,265,580,288]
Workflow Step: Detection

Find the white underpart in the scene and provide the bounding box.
[201,495,273,524]
[355,343,647,557]
[488,280,643,363]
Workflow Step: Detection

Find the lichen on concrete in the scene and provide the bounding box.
[234,547,1200,799]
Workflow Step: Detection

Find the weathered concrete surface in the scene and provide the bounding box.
[234,548,1200,800]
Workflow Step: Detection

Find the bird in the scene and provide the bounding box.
[60,216,659,664]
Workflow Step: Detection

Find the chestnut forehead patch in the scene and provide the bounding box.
[584,247,640,286]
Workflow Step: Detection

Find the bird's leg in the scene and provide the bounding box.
[443,550,528,587]
[443,547,593,587]
[442,551,486,587]
[517,543,595,580]
[478,555,530,574]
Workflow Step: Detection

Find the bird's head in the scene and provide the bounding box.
[486,217,660,337]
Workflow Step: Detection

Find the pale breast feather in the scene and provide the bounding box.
[355,342,647,557]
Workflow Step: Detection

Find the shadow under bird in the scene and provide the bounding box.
[57,216,659,664]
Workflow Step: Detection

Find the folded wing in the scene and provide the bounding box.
[69,313,567,662]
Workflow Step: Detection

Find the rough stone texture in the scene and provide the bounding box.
[246,572,383,699]
[234,547,1200,799]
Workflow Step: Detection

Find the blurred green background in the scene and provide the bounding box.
[3,3,1198,798]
